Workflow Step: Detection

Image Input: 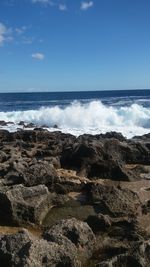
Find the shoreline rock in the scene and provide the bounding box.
[0,129,149,266]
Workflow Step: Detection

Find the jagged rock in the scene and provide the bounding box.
[96,240,150,267]
[22,162,59,187]
[0,229,80,267]
[0,184,52,225]
[89,184,141,217]
[0,151,8,163]
[22,239,80,267]
[86,213,112,232]
[0,229,31,267]
[61,141,144,181]
[43,218,95,259]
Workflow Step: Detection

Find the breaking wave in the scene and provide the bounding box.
[0,101,150,138]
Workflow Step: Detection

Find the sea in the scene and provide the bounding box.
[0,89,150,138]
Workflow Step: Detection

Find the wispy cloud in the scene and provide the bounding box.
[32,0,53,6]
[0,22,13,46]
[58,4,67,11]
[32,52,45,60]
[15,26,27,35]
[22,36,34,44]
[80,1,94,10]
[32,0,50,4]
[32,0,67,11]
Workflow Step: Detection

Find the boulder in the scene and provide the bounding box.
[0,229,80,267]
[43,218,95,259]
[96,240,150,267]
[0,229,31,267]
[22,162,59,188]
[61,141,142,181]
[89,184,141,217]
[0,184,52,225]
[22,239,80,267]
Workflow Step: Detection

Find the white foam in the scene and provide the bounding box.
[0,101,150,138]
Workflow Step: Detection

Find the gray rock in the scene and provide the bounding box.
[43,218,95,259]
[89,184,141,217]
[0,229,31,267]
[0,184,52,225]
[0,229,80,267]
[24,239,80,267]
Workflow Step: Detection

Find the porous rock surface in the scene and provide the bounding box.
[0,129,149,266]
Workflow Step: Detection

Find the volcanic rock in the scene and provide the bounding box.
[0,184,52,225]
[43,218,96,259]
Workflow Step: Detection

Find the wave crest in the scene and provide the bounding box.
[0,101,150,137]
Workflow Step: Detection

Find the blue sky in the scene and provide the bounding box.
[0,0,150,92]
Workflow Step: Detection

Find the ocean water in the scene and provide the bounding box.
[0,89,150,138]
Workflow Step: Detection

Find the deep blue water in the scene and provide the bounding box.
[0,89,150,112]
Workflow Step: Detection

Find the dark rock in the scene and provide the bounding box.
[98,131,126,142]
[96,240,150,267]
[24,123,36,128]
[86,213,112,232]
[0,120,8,126]
[18,121,25,126]
[4,171,24,185]
[89,184,141,217]
[53,124,58,128]
[61,141,143,181]
[0,130,13,142]
[22,162,59,187]
[0,151,8,163]
[0,229,32,267]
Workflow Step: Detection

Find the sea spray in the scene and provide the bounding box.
[0,100,149,138]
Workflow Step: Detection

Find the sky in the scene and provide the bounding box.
[0,0,150,92]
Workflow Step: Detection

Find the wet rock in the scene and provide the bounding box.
[98,131,126,142]
[0,184,52,225]
[24,122,36,128]
[0,120,8,126]
[18,121,25,126]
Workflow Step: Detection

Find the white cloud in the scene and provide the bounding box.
[0,22,12,46]
[58,4,67,11]
[32,53,45,60]
[80,1,93,10]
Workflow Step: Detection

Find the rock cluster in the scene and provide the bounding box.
[0,129,149,266]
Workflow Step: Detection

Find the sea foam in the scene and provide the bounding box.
[0,101,150,138]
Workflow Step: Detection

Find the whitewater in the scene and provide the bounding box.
[0,100,150,138]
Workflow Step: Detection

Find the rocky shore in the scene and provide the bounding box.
[0,128,149,266]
